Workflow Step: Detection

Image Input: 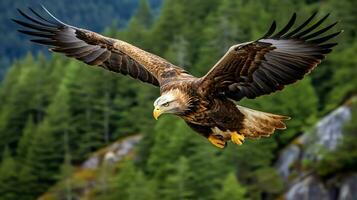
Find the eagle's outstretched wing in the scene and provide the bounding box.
[13,6,188,86]
[199,13,341,100]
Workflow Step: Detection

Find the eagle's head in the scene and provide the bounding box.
[153,89,189,120]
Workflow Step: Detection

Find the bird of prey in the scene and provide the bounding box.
[14,6,341,148]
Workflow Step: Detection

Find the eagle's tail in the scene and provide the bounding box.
[236,105,290,138]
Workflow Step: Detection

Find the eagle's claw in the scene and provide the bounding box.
[231,132,245,145]
[208,134,227,149]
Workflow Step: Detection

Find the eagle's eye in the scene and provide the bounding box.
[162,102,170,107]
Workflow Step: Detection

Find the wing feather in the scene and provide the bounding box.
[272,13,296,38]
[199,13,341,100]
[13,6,189,86]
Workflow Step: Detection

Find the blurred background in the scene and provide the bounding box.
[0,0,356,200]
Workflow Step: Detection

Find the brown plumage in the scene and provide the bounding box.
[14,7,341,148]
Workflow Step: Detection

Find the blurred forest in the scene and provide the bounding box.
[0,0,356,200]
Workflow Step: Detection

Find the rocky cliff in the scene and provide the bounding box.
[39,135,142,200]
[275,99,356,200]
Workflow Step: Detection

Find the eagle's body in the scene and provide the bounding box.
[14,7,341,148]
[158,74,288,146]
[158,75,242,130]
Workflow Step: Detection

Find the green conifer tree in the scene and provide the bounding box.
[0,148,18,200]
[134,0,153,28]
[16,116,36,163]
[20,122,63,198]
[214,173,247,200]
[162,156,194,200]
[107,161,157,200]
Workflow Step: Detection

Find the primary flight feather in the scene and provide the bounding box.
[13,6,341,148]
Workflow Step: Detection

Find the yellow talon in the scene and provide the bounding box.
[231,132,245,145]
[208,135,226,149]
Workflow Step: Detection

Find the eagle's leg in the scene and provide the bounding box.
[208,134,227,149]
[231,132,245,145]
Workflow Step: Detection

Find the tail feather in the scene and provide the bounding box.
[237,105,290,138]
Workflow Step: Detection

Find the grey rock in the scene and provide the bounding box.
[81,156,100,170]
[286,176,330,200]
[81,135,142,169]
[339,174,357,200]
[275,144,300,182]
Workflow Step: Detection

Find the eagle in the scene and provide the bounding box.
[13,6,341,148]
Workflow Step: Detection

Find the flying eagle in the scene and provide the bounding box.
[14,6,341,148]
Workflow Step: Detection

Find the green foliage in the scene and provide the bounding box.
[134,0,154,28]
[147,117,193,175]
[105,161,157,200]
[56,153,75,200]
[126,171,157,200]
[16,116,36,162]
[0,148,18,200]
[186,144,232,200]
[214,173,247,200]
[324,41,357,111]
[164,36,191,67]
[252,167,284,194]
[161,157,194,200]
[0,54,38,151]
[20,122,63,198]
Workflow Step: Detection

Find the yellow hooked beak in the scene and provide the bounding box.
[153,107,162,120]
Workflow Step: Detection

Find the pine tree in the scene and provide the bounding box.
[214,173,247,200]
[187,141,232,200]
[108,161,157,200]
[112,76,142,137]
[324,41,357,111]
[96,71,126,144]
[164,36,191,68]
[252,167,284,196]
[20,121,63,198]
[16,116,36,163]
[111,161,137,199]
[0,148,19,200]
[147,117,193,176]
[150,0,186,53]
[16,164,37,200]
[0,53,63,155]
[126,170,157,200]
[44,83,72,157]
[58,152,74,200]
[121,0,153,50]
[61,61,106,161]
[0,54,38,152]
[134,0,153,28]
[162,156,194,200]
[16,83,72,199]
